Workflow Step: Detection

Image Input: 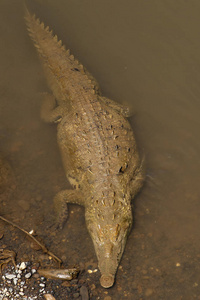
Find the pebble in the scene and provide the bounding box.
[19,291,24,296]
[0,260,53,299]
[40,276,45,281]
[19,262,27,270]
[90,284,96,291]
[17,199,30,211]
[145,288,154,297]
[73,292,80,298]
[43,294,56,300]
[30,240,42,251]
[104,296,112,300]
[25,272,32,279]
[137,285,143,294]
[5,274,16,280]
[80,285,89,300]
[33,273,40,279]
[132,282,137,289]
[71,279,79,284]
[39,283,46,287]
[36,195,42,202]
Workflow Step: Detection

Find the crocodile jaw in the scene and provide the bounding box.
[85,206,132,288]
[97,235,129,288]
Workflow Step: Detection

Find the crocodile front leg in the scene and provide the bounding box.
[40,93,67,123]
[100,96,133,117]
[54,189,84,229]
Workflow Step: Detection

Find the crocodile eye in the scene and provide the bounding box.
[111,224,121,242]
[72,68,80,72]
[97,228,104,243]
[123,221,131,235]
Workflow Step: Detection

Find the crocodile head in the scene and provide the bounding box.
[85,203,133,288]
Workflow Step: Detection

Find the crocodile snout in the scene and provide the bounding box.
[100,274,115,288]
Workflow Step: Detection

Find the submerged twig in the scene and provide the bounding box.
[0,215,62,265]
[38,267,79,280]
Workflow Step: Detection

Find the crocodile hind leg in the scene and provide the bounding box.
[130,158,145,199]
[54,189,84,229]
[40,92,67,123]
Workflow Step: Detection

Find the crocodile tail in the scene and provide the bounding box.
[24,7,68,59]
[24,7,100,94]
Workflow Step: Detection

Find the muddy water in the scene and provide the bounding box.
[1,0,200,299]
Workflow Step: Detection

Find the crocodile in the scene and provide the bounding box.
[25,8,144,288]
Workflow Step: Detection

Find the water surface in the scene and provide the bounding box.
[0,0,200,299]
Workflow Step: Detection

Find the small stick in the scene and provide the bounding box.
[0,215,62,265]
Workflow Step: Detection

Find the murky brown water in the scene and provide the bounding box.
[1,0,200,299]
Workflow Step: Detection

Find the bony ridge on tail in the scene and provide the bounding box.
[25,7,144,288]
